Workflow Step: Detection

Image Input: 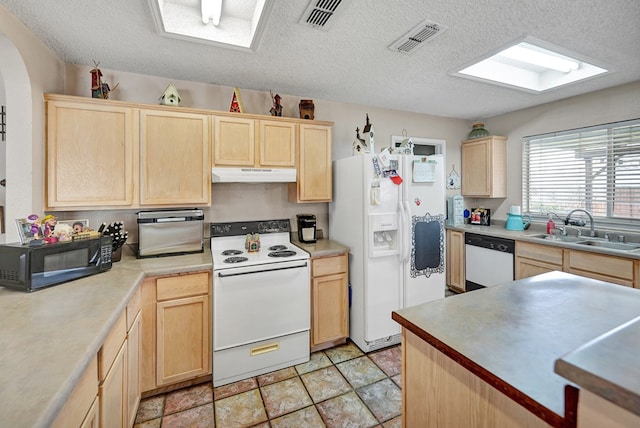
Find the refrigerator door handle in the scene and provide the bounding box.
[398,201,407,308]
[403,200,412,265]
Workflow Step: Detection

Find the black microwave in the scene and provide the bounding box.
[0,236,113,292]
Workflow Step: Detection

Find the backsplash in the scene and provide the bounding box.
[50,182,329,244]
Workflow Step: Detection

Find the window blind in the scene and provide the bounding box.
[522,118,640,225]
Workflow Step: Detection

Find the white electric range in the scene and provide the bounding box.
[210,219,310,387]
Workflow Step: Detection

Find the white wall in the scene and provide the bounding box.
[479,80,640,221]
[0,4,63,243]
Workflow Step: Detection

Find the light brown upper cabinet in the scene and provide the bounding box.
[212,116,255,166]
[461,135,507,198]
[139,109,210,206]
[289,123,333,202]
[212,116,296,167]
[45,94,211,209]
[46,96,135,209]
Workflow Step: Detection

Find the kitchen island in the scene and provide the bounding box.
[392,271,640,427]
[0,246,212,428]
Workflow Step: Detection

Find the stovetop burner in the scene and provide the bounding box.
[268,250,297,258]
[269,245,288,251]
[224,256,249,263]
[221,249,243,256]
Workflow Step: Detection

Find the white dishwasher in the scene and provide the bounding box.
[465,232,515,291]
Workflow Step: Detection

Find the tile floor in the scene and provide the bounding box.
[134,341,402,428]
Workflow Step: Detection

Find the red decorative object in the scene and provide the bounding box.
[229,87,244,113]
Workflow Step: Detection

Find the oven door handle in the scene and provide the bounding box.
[217,262,308,277]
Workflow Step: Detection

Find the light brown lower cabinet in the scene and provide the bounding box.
[515,241,564,280]
[310,254,349,352]
[98,311,128,428]
[402,329,551,427]
[51,356,99,428]
[516,241,637,288]
[141,271,212,393]
[126,288,142,428]
[446,229,465,292]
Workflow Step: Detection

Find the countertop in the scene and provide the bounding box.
[292,238,349,258]
[0,246,212,428]
[555,315,640,417]
[447,221,640,260]
[392,271,640,424]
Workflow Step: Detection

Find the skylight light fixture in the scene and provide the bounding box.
[500,44,579,73]
[148,0,273,52]
[450,36,608,93]
[201,0,222,25]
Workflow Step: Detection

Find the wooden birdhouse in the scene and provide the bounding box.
[160,83,181,106]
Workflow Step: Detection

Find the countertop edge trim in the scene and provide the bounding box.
[392,311,572,428]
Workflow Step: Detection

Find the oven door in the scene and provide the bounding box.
[213,259,310,351]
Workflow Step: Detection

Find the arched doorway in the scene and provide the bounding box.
[0,33,33,244]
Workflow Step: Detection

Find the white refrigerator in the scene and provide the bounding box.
[329,153,446,352]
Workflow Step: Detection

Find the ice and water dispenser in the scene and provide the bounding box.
[369,213,399,257]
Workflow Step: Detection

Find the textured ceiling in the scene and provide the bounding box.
[1,0,639,119]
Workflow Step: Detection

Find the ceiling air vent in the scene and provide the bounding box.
[299,0,345,30]
[388,20,447,54]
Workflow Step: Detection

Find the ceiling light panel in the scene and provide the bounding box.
[451,36,608,93]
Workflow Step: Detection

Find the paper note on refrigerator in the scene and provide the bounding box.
[413,159,436,182]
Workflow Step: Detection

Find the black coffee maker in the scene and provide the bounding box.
[296,214,317,243]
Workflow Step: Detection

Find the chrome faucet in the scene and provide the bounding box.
[565,209,595,237]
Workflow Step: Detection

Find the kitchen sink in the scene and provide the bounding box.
[575,240,640,251]
[530,234,585,243]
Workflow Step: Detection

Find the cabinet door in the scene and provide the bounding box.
[566,250,634,287]
[51,356,98,428]
[213,116,255,166]
[99,340,127,428]
[156,295,210,385]
[461,136,506,198]
[259,120,296,167]
[46,99,135,208]
[290,124,332,202]
[140,109,210,205]
[126,312,141,428]
[312,272,348,347]
[515,257,560,280]
[446,230,465,292]
[461,139,491,196]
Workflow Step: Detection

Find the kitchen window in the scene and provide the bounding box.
[522,118,640,228]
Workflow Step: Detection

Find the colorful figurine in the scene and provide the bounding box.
[269,91,282,116]
[90,60,119,99]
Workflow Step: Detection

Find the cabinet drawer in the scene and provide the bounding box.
[156,272,210,301]
[126,286,141,331]
[567,250,634,281]
[312,254,348,277]
[516,242,563,266]
[98,311,126,381]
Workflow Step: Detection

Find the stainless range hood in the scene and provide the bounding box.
[212,167,297,183]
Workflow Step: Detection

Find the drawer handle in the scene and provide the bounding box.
[250,342,279,356]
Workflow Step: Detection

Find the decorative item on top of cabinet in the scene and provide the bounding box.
[89,60,118,99]
[229,87,245,113]
[311,253,349,352]
[159,83,181,106]
[461,135,507,198]
[299,99,314,120]
[467,122,490,139]
[288,123,333,203]
[270,91,283,116]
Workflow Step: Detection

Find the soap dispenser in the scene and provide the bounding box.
[546,214,556,235]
